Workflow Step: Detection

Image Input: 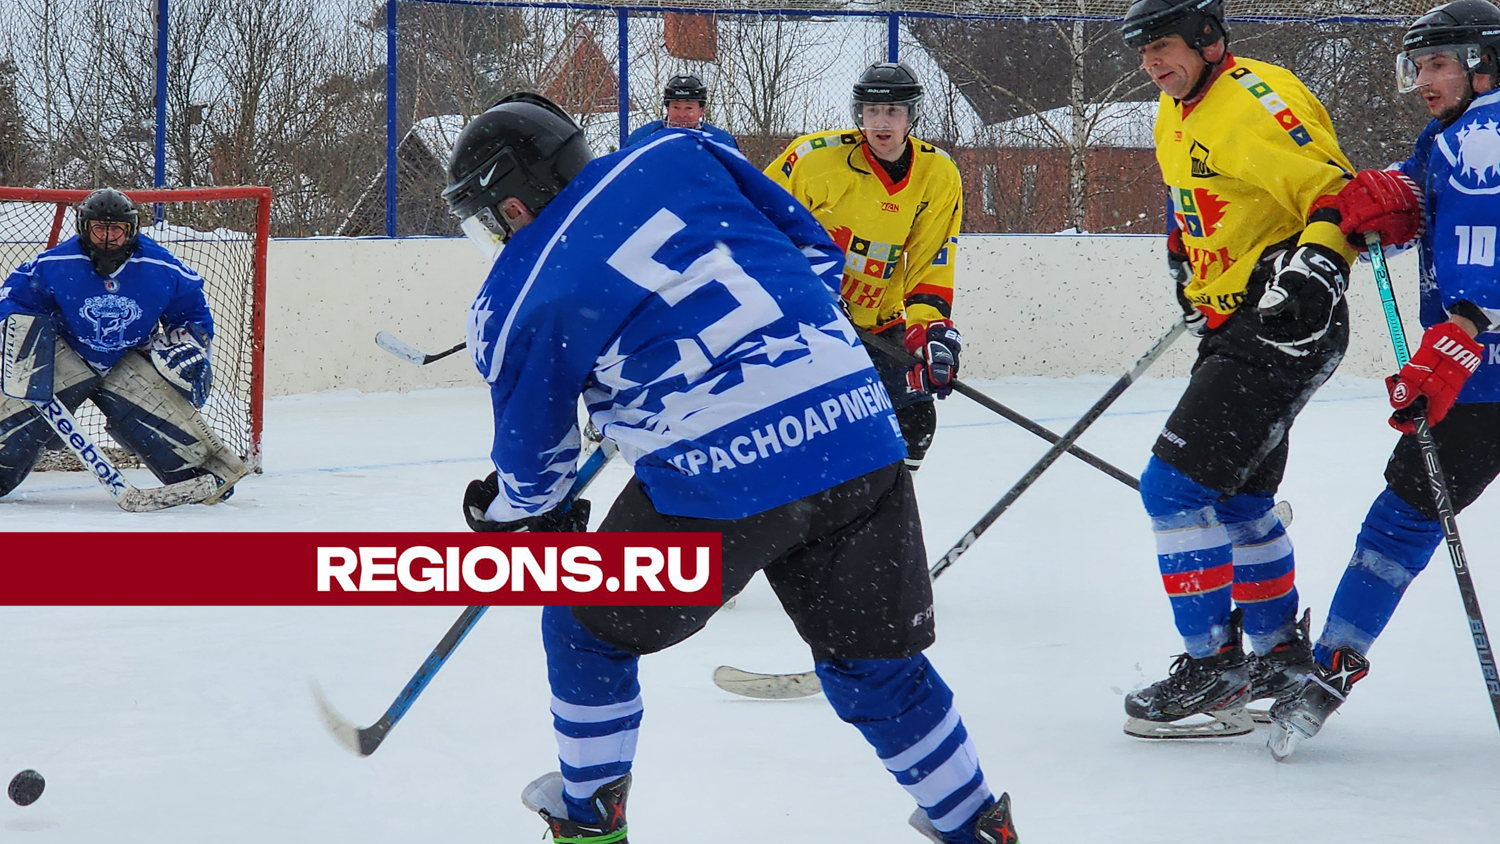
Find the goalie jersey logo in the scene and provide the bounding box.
[471,131,905,521]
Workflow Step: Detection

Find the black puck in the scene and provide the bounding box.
[8,769,44,806]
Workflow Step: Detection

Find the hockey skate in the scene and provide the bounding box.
[1124,609,1253,739]
[909,791,1019,844]
[521,771,630,843]
[1267,646,1370,761]
[1246,609,1314,723]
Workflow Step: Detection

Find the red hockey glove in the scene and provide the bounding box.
[904,319,962,398]
[1335,169,1424,251]
[1386,322,1483,433]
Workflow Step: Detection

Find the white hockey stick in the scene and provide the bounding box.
[32,396,216,512]
[711,503,1295,701]
[375,332,467,366]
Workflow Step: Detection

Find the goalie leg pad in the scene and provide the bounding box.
[0,340,102,496]
[93,351,247,503]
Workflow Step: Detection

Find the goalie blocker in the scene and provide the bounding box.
[0,313,246,503]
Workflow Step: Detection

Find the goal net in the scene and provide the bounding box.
[0,187,269,473]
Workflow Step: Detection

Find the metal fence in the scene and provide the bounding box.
[0,1,1438,237]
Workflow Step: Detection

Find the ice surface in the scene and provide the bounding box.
[2,377,1496,842]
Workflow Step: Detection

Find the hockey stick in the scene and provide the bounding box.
[713,321,1189,700]
[30,396,217,512]
[374,331,467,366]
[312,436,619,756]
[857,327,1141,490]
[1366,233,1500,730]
[719,502,1296,700]
[929,320,1186,579]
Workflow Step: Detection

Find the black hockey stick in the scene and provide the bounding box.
[374,331,467,366]
[857,327,1140,490]
[1367,233,1500,730]
[713,321,1187,700]
[929,319,1186,579]
[312,437,619,756]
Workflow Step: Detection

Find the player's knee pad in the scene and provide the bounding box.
[815,655,951,723]
[896,400,937,470]
[94,351,247,501]
[0,342,102,497]
[1355,487,1444,581]
[1215,492,1279,544]
[1140,456,1220,517]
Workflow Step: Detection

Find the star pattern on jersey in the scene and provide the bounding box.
[468,295,494,369]
[1456,118,1500,186]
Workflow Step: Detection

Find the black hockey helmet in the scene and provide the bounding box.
[75,187,139,276]
[1399,0,1500,91]
[442,92,593,251]
[663,74,708,104]
[1121,0,1227,50]
[852,62,924,128]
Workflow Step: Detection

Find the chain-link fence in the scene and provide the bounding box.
[0,1,1441,237]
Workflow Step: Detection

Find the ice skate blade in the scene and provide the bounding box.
[1267,721,1306,760]
[908,808,946,843]
[1247,703,1273,724]
[712,665,822,699]
[521,771,567,816]
[1124,709,1255,739]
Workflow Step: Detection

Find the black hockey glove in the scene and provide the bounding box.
[1167,229,1207,337]
[1255,244,1348,353]
[904,320,962,398]
[463,471,591,532]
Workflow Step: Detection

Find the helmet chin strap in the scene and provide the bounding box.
[1182,48,1225,103]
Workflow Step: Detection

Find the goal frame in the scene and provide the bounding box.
[0,185,271,471]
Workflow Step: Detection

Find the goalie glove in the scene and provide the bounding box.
[149,325,212,408]
[1387,322,1483,433]
[904,319,962,398]
[463,471,591,532]
[1255,244,1348,354]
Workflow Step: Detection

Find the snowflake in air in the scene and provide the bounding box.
[1457,119,1500,185]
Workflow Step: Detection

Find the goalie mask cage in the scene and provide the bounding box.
[0,186,269,473]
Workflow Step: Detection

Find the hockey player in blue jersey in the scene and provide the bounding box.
[0,188,247,502]
[1268,0,1500,757]
[444,92,1018,844]
[622,74,739,150]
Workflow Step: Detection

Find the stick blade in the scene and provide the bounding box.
[117,475,218,512]
[310,681,373,757]
[374,331,426,366]
[712,665,823,700]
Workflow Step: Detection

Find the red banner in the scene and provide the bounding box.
[0,533,722,606]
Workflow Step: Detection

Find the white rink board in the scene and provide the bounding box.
[1,379,1496,843]
[262,236,1425,396]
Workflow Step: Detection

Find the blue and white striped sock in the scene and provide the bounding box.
[818,656,993,843]
[541,606,642,823]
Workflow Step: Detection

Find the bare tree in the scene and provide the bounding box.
[716,15,836,166]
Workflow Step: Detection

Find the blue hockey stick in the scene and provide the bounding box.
[1367,233,1500,730]
[313,437,618,756]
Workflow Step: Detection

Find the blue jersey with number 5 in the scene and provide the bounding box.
[1400,89,1500,402]
[469,129,905,521]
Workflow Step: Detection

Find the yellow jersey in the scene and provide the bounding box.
[1155,55,1356,327]
[765,129,963,334]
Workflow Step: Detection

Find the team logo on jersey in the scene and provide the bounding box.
[78,294,144,352]
[1172,187,1228,238]
[830,226,902,280]
[1229,67,1312,147]
[1190,141,1216,178]
[1444,117,1500,194]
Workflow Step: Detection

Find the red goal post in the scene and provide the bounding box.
[0,186,270,472]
